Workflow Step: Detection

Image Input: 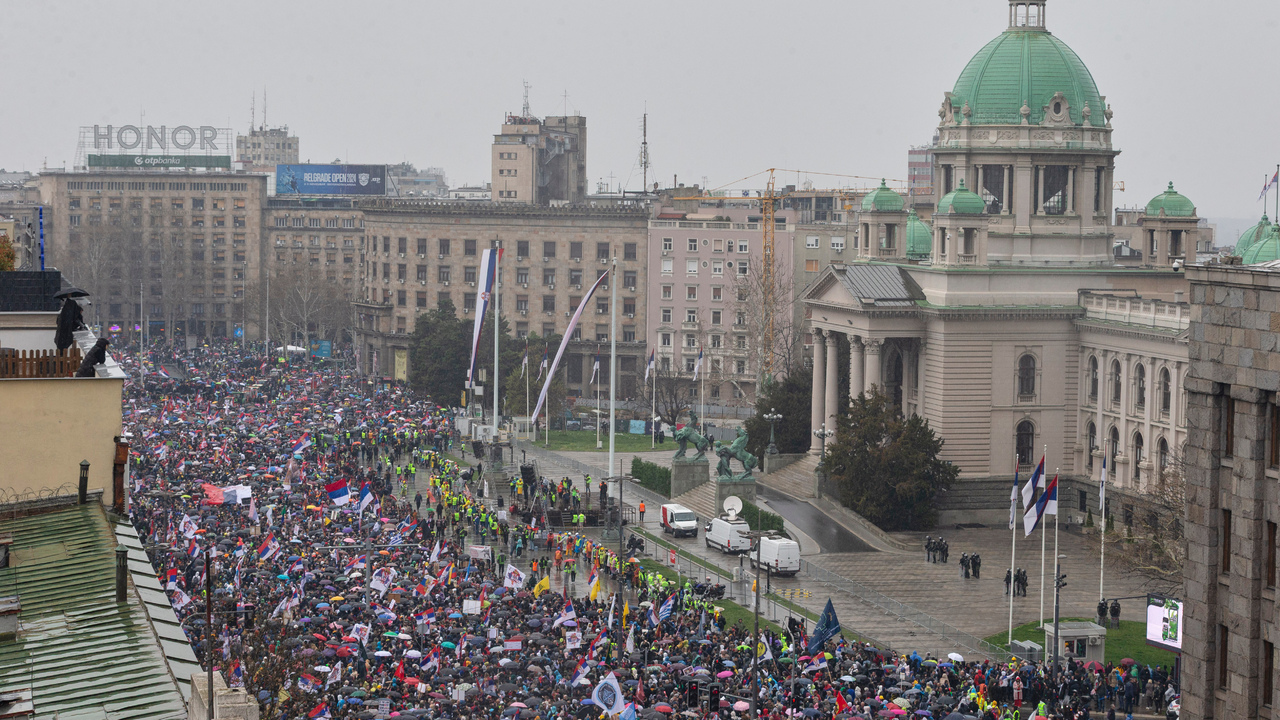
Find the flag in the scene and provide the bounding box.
[179,514,199,539]
[307,701,330,718]
[644,348,655,384]
[757,634,773,661]
[229,660,244,688]
[835,690,853,715]
[533,575,550,598]
[256,532,278,561]
[588,630,609,659]
[325,480,350,506]
[1261,171,1278,202]
[165,567,179,590]
[1023,472,1059,536]
[395,658,406,681]
[290,433,312,455]
[570,658,590,686]
[648,603,661,628]
[606,594,616,629]
[552,596,577,628]
[357,482,373,514]
[187,539,201,559]
[324,663,341,690]
[343,554,366,572]
[587,567,601,601]
[423,646,441,672]
[1021,455,1045,510]
[532,270,609,421]
[171,588,192,610]
[692,346,703,381]
[591,672,626,715]
[625,623,635,653]
[538,347,548,381]
[504,564,526,589]
[620,704,637,720]
[1009,464,1020,531]
[466,247,503,386]
[248,496,258,522]
[805,599,842,656]
[521,347,529,378]
[1099,451,1107,512]
[658,594,675,621]
[590,350,600,385]
[429,540,441,563]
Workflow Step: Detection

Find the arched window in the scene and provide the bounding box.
[1109,426,1120,475]
[1086,421,1097,470]
[1088,356,1099,401]
[1016,420,1035,467]
[1018,354,1037,397]
[1133,432,1144,479]
[1111,360,1122,405]
[1160,368,1171,414]
[1158,437,1170,476]
[1135,364,1146,409]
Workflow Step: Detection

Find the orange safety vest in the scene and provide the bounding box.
[639,502,646,512]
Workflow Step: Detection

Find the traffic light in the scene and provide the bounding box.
[708,683,721,712]
[684,680,698,707]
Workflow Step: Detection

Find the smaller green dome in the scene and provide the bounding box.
[936,179,986,215]
[1145,182,1196,218]
[1236,213,1272,255]
[1242,226,1280,265]
[905,210,933,259]
[861,179,904,212]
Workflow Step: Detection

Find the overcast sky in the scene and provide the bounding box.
[5,0,1276,234]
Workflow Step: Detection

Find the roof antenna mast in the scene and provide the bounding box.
[522,81,532,118]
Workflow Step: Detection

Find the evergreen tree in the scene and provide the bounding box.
[743,364,813,459]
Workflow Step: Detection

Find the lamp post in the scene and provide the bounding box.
[652,415,661,450]
[742,529,779,720]
[763,409,783,456]
[1052,553,1067,684]
[812,424,834,466]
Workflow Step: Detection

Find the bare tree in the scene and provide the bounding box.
[249,262,351,349]
[734,253,805,381]
[1089,454,1187,595]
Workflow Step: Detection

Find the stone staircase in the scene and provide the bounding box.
[671,478,720,521]
[759,454,819,499]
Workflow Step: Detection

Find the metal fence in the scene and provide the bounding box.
[799,558,1012,661]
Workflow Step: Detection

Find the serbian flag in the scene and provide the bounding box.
[256,532,277,561]
[644,348,655,383]
[344,554,366,572]
[552,596,576,628]
[291,433,312,455]
[307,702,330,718]
[156,366,171,379]
[325,480,351,506]
[413,583,428,598]
[187,539,201,559]
[357,482,374,514]
[570,657,590,686]
[165,567,179,589]
[200,483,226,505]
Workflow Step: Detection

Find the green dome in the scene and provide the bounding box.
[1236,214,1272,255]
[1242,226,1280,265]
[936,179,986,215]
[950,24,1103,126]
[861,179,904,212]
[1145,182,1196,218]
[905,210,932,259]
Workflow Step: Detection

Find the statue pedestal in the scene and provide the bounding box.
[670,458,710,499]
[715,476,757,514]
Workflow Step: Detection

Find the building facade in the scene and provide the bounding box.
[1181,259,1280,719]
[491,114,587,205]
[235,126,299,172]
[352,201,648,402]
[35,171,269,340]
[799,0,1201,524]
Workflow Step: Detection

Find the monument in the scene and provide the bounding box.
[713,427,758,509]
[669,409,710,498]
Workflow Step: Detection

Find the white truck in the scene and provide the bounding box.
[705,516,752,554]
[750,536,801,576]
[660,503,699,538]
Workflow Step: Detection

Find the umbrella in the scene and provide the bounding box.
[946,653,963,662]
[1083,660,1105,672]
[733,701,750,712]
[716,671,733,679]
[1120,658,1136,666]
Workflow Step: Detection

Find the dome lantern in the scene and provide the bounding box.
[1009,0,1047,31]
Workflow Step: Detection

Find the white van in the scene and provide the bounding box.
[660,504,699,538]
[705,516,751,554]
[750,536,801,576]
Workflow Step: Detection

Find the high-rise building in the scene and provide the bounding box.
[236,126,299,172]
[1182,259,1280,717]
[491,114,586,205]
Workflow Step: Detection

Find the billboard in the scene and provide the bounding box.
[275,164,386,196]
[1145,594,1183,653]
[88,154,230,169]
[309,340,332,358]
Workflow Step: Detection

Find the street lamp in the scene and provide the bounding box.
[812,424,834,466]
[763,409,783,456]
[742,529,780,720]
[652,414,661,450]
[1052,553,1067,683]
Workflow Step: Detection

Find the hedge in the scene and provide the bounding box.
[741,499,786,534]
[631,457,671,497]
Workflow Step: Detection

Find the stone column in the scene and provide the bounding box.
[849,336,864,402]
[1002,165,1011,214]
[916,339,927,416]
[1035,165,1044,215]
[825,331,839,430]
[1067,166,1076,213]
[864,338,883,392]
[810,329,826,454]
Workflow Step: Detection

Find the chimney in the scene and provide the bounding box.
[78,460,89,504]
[112,437,130,514]
[115,544,128,603]
[0,596,20,641]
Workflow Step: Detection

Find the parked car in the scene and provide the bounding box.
[750,536,801,576]
[660,504,698,538]
[705,516,751,554]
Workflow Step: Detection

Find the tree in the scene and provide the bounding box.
[407,299,468,405]
[1091,455,1186,595]
[0,231,15,271]
[651,365,696,426]
[823,389,958,531]
[734,252,805,383]
[266,263,352,346]
[503,333,567,425]
[742,364,813,459]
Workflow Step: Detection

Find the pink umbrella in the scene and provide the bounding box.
[717,670,734,679]
[510,703,528,709]
[734,701,750,712]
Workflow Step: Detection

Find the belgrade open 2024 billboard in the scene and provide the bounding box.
[1145,594,1183,653]
[275,164,386,196]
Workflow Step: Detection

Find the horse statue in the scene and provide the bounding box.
[714,427,758,482]
[672,410,711,461]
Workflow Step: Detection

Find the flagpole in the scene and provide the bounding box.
[1100,448,1107,602]
[525,341,530,440]
[608,255,618,506]
[1008,465,1018,646]
[595,344,601,450]
[493,242,501,444]
[1039,446,1047,629]
[1053,468,1060,628]
[651,363,656,450]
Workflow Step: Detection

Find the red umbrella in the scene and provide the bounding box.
[654,704,673,713]
[1083,661,1104,672]
[312,633,328,641]
[1120,658,1136,667]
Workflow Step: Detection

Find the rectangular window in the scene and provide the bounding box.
[517,268,530,284]
[713,238,723,252]
[417,265,428,281]
[568,241,582,259]
[542,295,555,312]
[712,260,723,275]
[1270,402,1280,468]
[624,243,637,261]
[1268,521,1278,588]
[805,259,820,272]
[688,238,699,252]
[712,286,722,301]
[543,241,556,258]
[623,300,635,315]
[661,285,672,300]
[1224,394,1235,457]
[711,310,722,325]
[806,235,820,249]
[464,266,478,284]
[686,309,697,323]
[438,266,451,283]
[1223,508,1233,573]
[416,292,427,308]
[569,269,583,286]
[687,259,697,274]
[710,335,722,349]
[1078,489,1088,512]
[623,270,637,289]
[831,236,845,251]
[661,333,672,347]
[661,258,673,274]
[661,308,671,323]
[438,291,451,306]
[685,335,697,349]
[738,240,749,253]
[1219,625,1229,688]
[438,238,451,255]
[623,328,636,343]
[516,296,529,312]
[662,237,673,251]
[686,286,697,301]
[736,359,746,374]
[543,269,556,285]
[464,239,477,256]
[464,293,477,311]
[397,290,407,307]
[597,242,610,260]
[397,264,407,281]
[416,238,427,255]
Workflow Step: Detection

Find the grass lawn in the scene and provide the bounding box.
[443,452,472,467]
[983,618,1177,669]
[534,430,666,453]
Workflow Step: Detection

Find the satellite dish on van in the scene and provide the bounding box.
[723,495,743,521]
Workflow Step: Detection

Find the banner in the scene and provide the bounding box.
[275,164,387,196]
[88,154,230,168]
[466,248,502,387]
[531,270,609,422]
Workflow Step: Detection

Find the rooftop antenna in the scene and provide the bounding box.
[563,89,569,117]
[522,81,531,118]
[251,91,256,133]
[263,87,267,130]
[640,110,650,193]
